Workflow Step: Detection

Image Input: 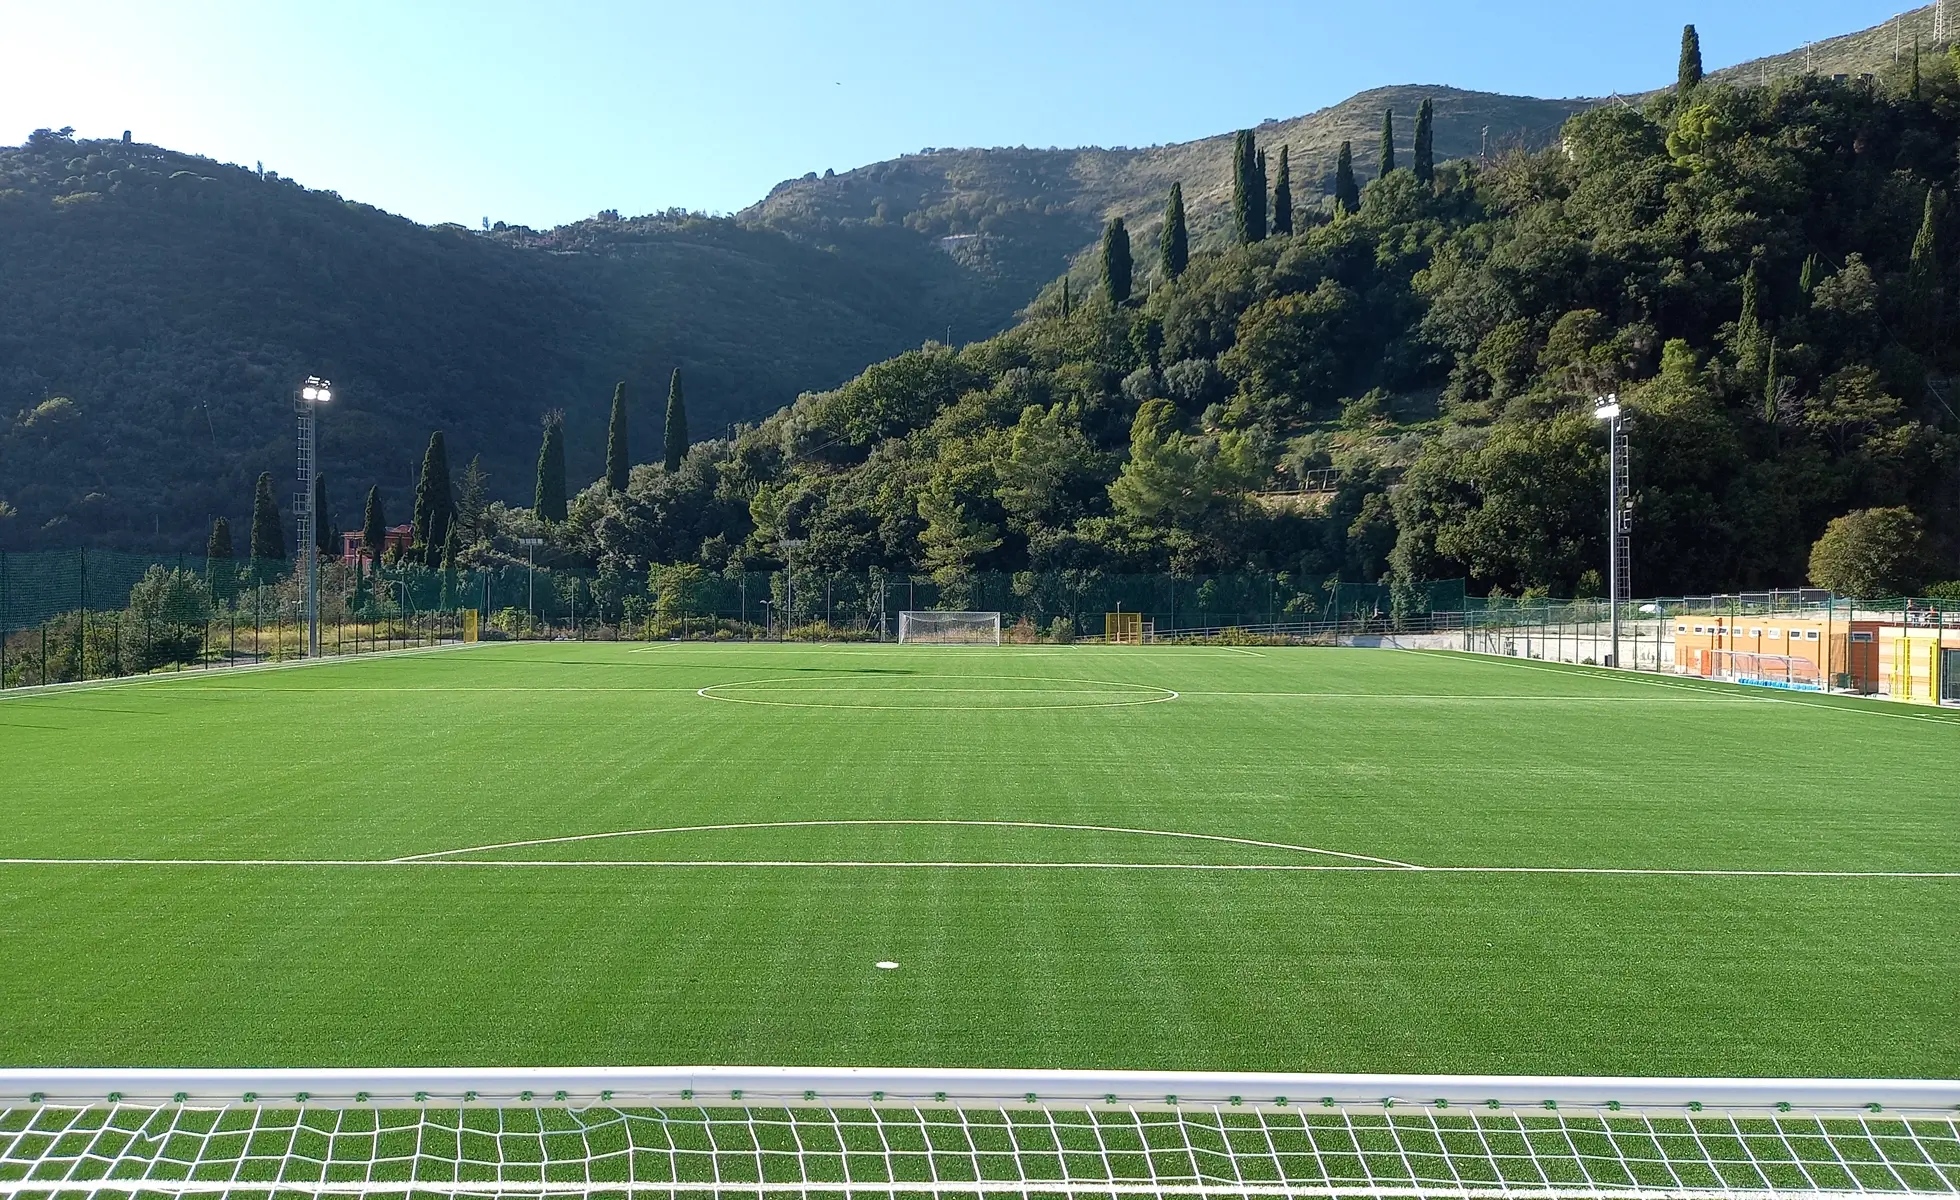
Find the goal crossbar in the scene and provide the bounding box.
[2,1068,1954,1198]
[898,611,1000,645]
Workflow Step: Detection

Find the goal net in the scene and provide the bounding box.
[1,1067,1954,1198]
[898,611,1001,645]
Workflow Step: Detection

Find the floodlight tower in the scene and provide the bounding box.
[1594,393,1631,667]
[295,376,333,658]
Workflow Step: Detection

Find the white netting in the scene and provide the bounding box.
[898,612,1001,645]
[1,1071,1954,1198]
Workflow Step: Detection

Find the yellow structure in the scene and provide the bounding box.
[1105,612,1143,645]
[462,609,480,643]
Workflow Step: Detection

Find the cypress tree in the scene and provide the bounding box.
[205,517,235,606]
[1334,140,1360,216]
[249,472,285,575]
[1269,148,1291,235]
[1413,98,1435,185]
[313,473,333,557]
[1231,130,1256,244]
[1160,182,1189,279]
[604,381,629,490]
[1679,25,1703,92]
[1101,216,1133,305]
[1908,187,1943,344]
[663,369,689,472]
[411,430,453,565]
[1251,149,1267,240]
[1379,109,1396,177]
[1734,261,1767,388]
[1911,38,1922,100]
[1799,252,1820,295]
[361,486,386,565]
[535,411,567,521]
[1061,276,1071,318]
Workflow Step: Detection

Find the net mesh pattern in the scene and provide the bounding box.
[897,613,1000,645]
[2,1102,1956,1198]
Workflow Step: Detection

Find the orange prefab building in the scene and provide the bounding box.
[1671,612,1960,703]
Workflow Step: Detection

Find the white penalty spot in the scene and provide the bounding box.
[875,961,900,970]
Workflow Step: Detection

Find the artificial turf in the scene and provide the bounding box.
[0,642,1953,1076]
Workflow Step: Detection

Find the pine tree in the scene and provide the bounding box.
[1413,98,1435,185]
[1231,130,1259,244]
[1334,140,1360,215]
[1101,216,1133,304]
[1679,25,1703,92]
[362,486,385,566]
[604,381,629,490]
[411,430,453,566]
[313,473,333,557]
[248,471,285,575]
[1379,109,1396,177]
[663,369,689,472]
[1271,148,1293,235]
[1160,182,1188,279]
[1251,148,1267,241]
[535,411,567,521]
[205,516,235,607]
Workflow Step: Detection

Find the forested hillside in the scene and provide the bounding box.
[0,132,993,550]
[551,53,1960,603]
[748,86,1589,324]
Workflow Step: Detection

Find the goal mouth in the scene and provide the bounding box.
[1,1068,1953,1199]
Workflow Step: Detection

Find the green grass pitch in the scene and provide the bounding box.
[0,642,1953,1077]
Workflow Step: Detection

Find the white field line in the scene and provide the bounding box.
[1417,650,1960,725]
[696,675,1180,711]
[0,640,484,703]
[0,1184,1925,1198]
[386,819,1419,868]
[0,858,1951,878]
[1175,692,1761,703]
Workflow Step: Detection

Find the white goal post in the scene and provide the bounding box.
[898,611,1001,645]
[0,1066,1954,1197]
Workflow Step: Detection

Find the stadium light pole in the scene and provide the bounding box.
[1593,393,1630,668]
[295,376,333,659]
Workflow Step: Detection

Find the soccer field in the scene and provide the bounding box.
[0,642,1953,1078]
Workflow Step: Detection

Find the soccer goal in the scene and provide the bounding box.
[898,611,1001,645]
[1,1067,1954,1198]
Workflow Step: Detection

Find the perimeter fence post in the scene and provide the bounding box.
[78,546,87,683]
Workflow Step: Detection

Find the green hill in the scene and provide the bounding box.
[748,86,1590,320]
[0,134,997,550]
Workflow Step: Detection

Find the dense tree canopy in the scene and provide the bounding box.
[510,65,1957,602]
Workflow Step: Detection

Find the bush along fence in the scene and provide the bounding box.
[0,548,1495,687]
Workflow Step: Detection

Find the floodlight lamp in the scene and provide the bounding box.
[301,386,319,401]
[315,388,332,403]
[1593,393,1620,421]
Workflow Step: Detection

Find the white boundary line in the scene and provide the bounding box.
[1418,650,1960,725]
[0,859,1948,877]
[0,639,484,703]
[696,675,1180,711]
[388,819,1419,867]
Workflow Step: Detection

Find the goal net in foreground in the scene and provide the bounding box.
[1,1068,1954,1198]
[898,612,1001,645]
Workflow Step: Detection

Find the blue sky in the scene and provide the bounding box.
[2,1,1916,229]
